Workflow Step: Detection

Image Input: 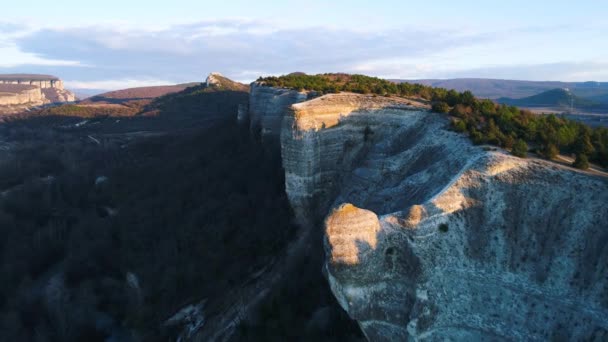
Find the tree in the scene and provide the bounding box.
[573,154,589,170]
[461,90,476,106]
[540,143,559,160]
[446,89,460,106]
[574,130,594,155]
[512,139,528,158]
[432,102,450,113]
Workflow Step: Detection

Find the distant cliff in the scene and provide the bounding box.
[0,74,75,114]
[247,85,608,341]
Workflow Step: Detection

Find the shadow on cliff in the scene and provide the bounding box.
[0,85,367,341]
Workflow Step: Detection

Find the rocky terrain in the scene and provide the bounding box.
[2,73,606,341]
[0,74,75,114]
[249,86,608,340]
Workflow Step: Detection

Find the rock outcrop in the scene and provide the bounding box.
[0,74,75,114]
[249,82,310,138]
[250,87,608,340]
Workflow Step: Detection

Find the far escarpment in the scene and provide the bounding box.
[246,80,608,340]
[0,74,75,114]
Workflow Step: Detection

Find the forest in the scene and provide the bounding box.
[0,84,362,341]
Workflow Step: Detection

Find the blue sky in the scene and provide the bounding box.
[2,0,607,89]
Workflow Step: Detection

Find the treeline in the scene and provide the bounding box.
[258,73,437,97]
[437,99,608,169]
[258,73,608,169]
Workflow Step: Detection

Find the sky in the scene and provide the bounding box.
[2,0,607,89]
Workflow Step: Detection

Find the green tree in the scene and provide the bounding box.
[574,130,594,155]
[461,90,476,106]
[540,144,559,160]
[512,139,528,158]
[573,154,589,170]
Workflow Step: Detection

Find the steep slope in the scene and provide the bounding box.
[276,90,608,340]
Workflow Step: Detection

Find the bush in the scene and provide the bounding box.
[540,144,559,160]
[438,223,449,233]
[512,139,528,158]
[573,154,589,170]
[432,102,450,113]
[452,120,467,133]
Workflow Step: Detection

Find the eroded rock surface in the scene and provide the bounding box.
[277,91,608,340]
[249,83,310,138]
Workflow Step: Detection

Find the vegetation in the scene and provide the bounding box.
[512,139,529,158]
[258,73,608,169]
[438,223,449,233]
[0,84,361,341]
[573,153,590,170]
[432,101,450,113]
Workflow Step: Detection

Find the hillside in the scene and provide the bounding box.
[397,78,608,100]
[0,74,364,342]
[87,83,201,102]
[497,88,600,110]
[21,76,247,120]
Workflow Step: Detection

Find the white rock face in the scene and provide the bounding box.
[0,85,45,107]
[276,91,608,340]
[249,83,309,138]
[0,75,75,113]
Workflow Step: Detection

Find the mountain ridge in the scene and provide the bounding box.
[395,78,608,100]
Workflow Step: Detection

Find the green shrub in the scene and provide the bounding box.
[573,153,589,170]
[432,101,450,113]
[541,144,559,160]
[512,139,528,158]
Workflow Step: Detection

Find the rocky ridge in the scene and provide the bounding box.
[249,85,608,340]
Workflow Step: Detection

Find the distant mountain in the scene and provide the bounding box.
[394,78,608,101]
[86,82,201,103]
[497,88,600,110]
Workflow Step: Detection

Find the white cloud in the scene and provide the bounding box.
[1,19,606,83]
[0,44,82,68]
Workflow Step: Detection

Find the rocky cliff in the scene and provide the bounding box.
[0,74,75,114]
[256,87,608,340]
[0,84,45,107]
[249,82,310,138]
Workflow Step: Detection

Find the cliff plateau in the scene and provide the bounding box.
[0,74,75,114]
[260,88,608,340]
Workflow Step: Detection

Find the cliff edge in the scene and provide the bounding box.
[261,88,608,340]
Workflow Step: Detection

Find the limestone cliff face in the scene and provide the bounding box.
[0,85,45,107]
[249,83,309,137]
[0,74,75,114]
[275,90,608,340]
